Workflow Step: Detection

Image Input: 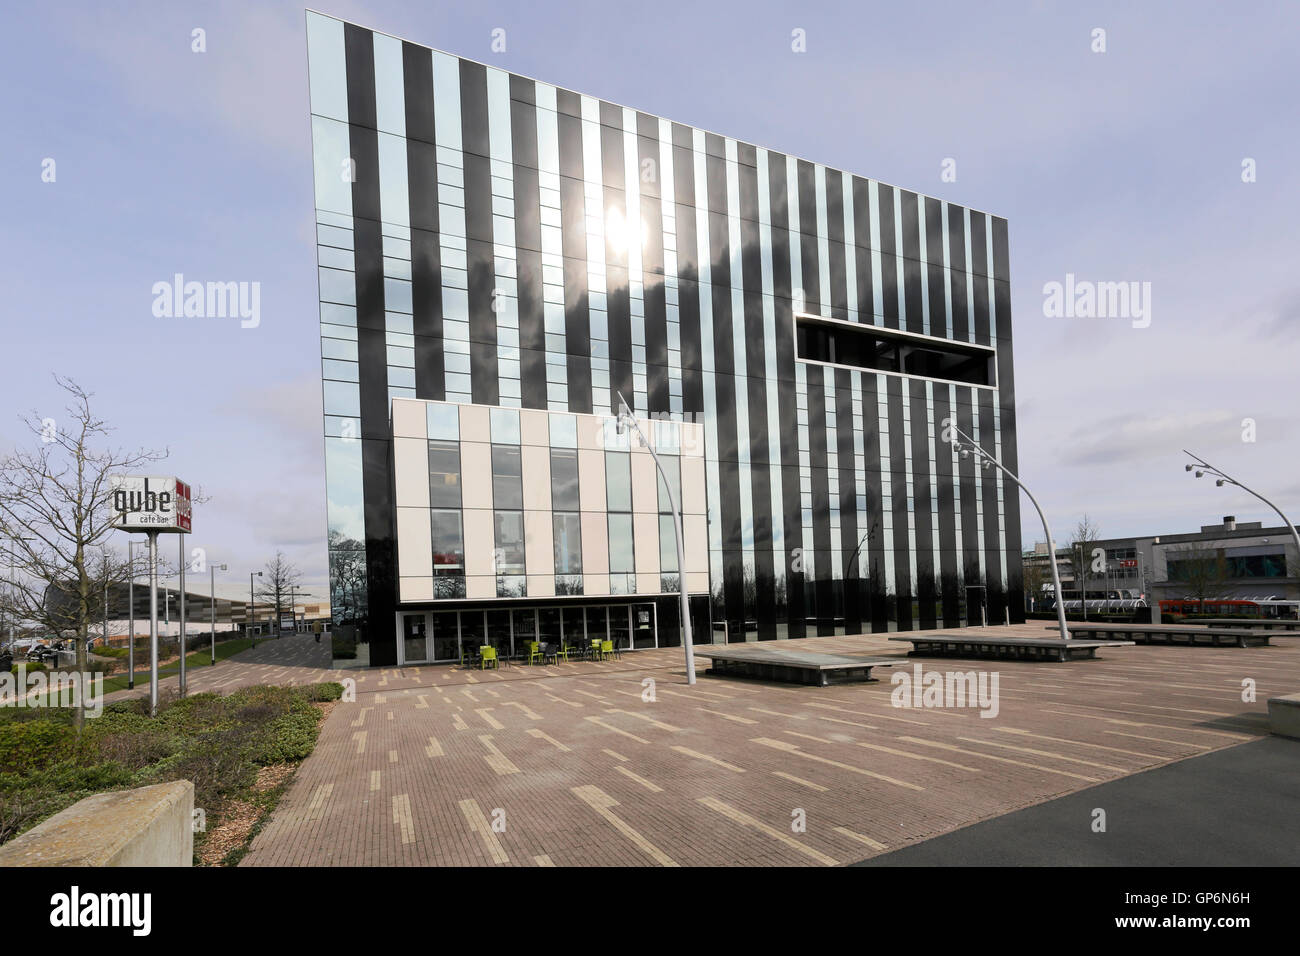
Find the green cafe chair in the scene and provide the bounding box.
[479,645,499,670]
[553,644,570,664]
[524,641,544,666]
[599,639,616,662]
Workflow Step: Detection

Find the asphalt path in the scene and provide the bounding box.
[856,736,1300,866]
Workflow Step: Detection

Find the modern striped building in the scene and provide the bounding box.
[306,11,1024,667]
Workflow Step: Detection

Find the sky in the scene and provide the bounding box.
[3,0,1298,600]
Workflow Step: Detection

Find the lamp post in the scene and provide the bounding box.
[947,422,1071,642]
[210,563,227,666]
[250,571,262,647]
[1183,450,1300,595]
[615,393,696,685]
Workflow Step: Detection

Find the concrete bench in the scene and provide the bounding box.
[1051,622,1282,648]
[0,781,193,867]
[889,634,1132,662]
[1193,618,1298,631]
[695,646,894,686]
[1268,693,1300,740]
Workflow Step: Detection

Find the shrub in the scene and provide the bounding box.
[0,680,332,853]
[85,708,156,737]
[257,710,321,764]
[300,682,344,702]
[0,784,81,845]
[141,727,261,808]
[0,721,83,775]
[90,730,179,772]
[38,761,137,792]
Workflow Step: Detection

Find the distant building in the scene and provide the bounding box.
[1023,515,1299,611]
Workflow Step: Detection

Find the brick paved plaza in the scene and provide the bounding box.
[124,626,1291,867]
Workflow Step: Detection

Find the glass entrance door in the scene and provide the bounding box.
[431,611,459,662]
[538,607,561,649]
[610,605,632,651]
[513,608,537,655]
[487,609,512,660]
[562,607,586,655]
[632,603,656,649]
[586,607,608,651]
[403,613,430,663]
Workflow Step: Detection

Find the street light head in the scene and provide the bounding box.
[1184,463,1193,472]
[217,563,228,570]
[1215,479,1225,487]
[1195,470,1204,478]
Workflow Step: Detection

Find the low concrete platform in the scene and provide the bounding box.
[1269,693,1300,739]
[1054,622,1283,647]
[695,645,894,685]
[890,634,1132,662]
[1194,618,1299,630]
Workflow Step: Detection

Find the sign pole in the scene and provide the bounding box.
[128,540,135,690]
[178,533,187,697]
[148,530,159,717]
[109,475,193,715]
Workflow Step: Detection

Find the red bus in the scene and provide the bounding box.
[1158,598,1261,618]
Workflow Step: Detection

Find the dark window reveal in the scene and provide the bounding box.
[795,315,995,387]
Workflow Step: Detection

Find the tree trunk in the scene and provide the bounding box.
[75,554,88,732]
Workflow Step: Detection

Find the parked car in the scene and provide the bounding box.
[26,645,59,664]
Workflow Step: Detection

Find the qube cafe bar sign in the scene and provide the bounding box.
[110,475,192,532]
[109,476,193,715]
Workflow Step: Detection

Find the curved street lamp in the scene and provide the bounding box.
[1183,450,1300,588]
[615,392,696,685]
[947,422,1071,642]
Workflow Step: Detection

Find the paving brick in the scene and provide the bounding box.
[145,626,1300,867]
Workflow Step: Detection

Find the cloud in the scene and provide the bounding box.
[1054,410,1238,468]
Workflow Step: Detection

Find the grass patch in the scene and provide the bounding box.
[97,638,255,695]
[0,681,343,863]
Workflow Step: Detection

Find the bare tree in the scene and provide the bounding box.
[1163,542,1232,608]
[1022,559,1049,612]
[257,551,303,635]
[0,377,165,729]
[1070,514,1103,620]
